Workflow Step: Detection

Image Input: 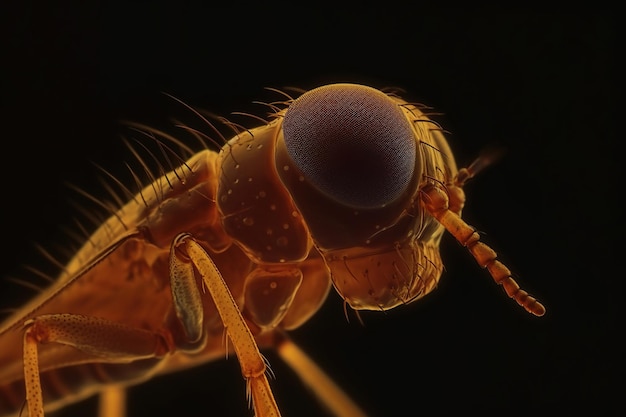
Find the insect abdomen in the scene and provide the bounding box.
[0,358,162,417]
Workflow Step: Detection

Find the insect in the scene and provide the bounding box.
[0,83,545,417]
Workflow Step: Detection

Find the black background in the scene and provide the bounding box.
[0,5,617,417]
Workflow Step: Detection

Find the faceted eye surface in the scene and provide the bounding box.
[282,84,416,209]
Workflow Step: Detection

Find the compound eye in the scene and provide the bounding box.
[282,84,416,209]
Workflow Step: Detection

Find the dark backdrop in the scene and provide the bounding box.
[0,6,616,417]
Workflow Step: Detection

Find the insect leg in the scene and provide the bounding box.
[22,314,171,417]
[98,385,126,417]
[420,183,546,316]
[275,333,368,417]
[171,233,280,417]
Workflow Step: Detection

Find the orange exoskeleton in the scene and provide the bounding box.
[0,83,545,417]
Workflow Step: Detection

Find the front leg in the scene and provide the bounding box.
[171,233,280,417]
